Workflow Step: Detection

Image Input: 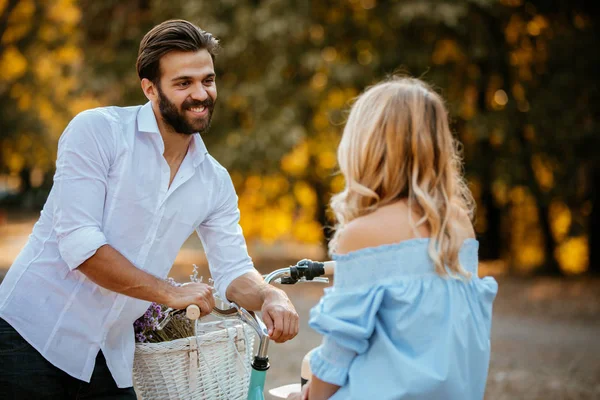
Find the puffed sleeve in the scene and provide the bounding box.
[308,284,385,386]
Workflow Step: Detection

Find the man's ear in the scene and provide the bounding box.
[141,78,158,102]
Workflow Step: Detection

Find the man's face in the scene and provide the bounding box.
[155,49,217,135]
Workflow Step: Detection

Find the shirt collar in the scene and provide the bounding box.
[137,101,160,134]
[190,133,208,167]
[137,101,207,167]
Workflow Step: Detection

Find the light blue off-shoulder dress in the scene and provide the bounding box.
[308,239,498,400]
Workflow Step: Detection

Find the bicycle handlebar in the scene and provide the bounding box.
[183,259,335,321]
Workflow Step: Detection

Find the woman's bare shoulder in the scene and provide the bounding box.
[454,206,476,240]
[334,201,426,255]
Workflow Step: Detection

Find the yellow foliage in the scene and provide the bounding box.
[515,244,545,270]
[245,175,262,191]
[505,14,525,45]
[432,39,466,65]
[2,20,32,45]
[258,209,293,243]
[321,47,337,63]
[69,96,103,116]
[262,175,289,197]
[227,94,248,110]
[460,85,478,120]
[317,150,337,171]
[489,128,504,147]
[312,112,329,131]
[39,25,59,43]
[292,219,323,244]
[281,140,309,176]
[531,154,554,191]
[2,0,35,45]
[509,186,527,204]
[17,134,33,152]
[310,72,328,90]
[55,45,82,65]
[555,236,588,275]
[549,201,571,242]
[278,195,296,213]
[358,49,373,65]
[37,98,55,126]
[48,0,81,25]
[491,180,509,206]
[7,152,25,174]
[527,15,549,37]
[294,181,317,209]
[330,174,345,194]
[17,91,31,111]
[326,89,347,109]
[34,54,56,82]
[509,187,545,270]
[0,47,27,81]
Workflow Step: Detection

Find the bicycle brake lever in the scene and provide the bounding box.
[305,277,329,283]
[230,302,268,338]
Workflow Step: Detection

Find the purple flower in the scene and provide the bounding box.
[133,301,166,343]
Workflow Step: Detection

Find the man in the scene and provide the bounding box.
[0,20,298,399]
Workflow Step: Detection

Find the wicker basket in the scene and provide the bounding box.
[133,323,255,399]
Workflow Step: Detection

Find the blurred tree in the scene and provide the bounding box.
[0,0,95,205]
[13,0,596,273]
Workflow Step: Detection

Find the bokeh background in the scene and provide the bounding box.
[0,1,598,399]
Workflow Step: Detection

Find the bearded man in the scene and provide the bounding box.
[0,19,298,399]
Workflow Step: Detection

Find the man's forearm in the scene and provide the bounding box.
[225,270,273,311]
[78,244,175,304]
[226,269,299,342]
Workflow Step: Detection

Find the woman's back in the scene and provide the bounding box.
[308,201,497,399]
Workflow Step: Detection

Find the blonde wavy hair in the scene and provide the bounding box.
[329,77,475,277]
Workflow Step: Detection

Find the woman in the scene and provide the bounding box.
[291,77,497,399]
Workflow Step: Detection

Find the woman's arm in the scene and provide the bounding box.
[307,376,340,400]
[286,377,340,400]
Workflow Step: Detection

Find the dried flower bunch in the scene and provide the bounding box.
[133,266,203,343]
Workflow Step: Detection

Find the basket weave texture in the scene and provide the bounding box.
[133,323,254,399]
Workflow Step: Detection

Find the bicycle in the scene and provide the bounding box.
[154,259,335,400]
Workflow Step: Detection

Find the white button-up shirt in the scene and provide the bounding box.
[0,102,255,387]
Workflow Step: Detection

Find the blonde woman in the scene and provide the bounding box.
[291,77,498,400]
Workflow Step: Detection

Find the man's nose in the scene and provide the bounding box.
[190,83,209,101]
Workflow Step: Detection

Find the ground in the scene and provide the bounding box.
[1,215,599,399]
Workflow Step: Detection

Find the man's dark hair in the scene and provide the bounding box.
[136,19,220,83]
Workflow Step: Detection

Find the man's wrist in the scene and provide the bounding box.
[158,281,178,307]
[259,284,284,304]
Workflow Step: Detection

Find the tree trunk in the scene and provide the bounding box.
[589,164,600,275]
[537,202,562,275]
[479,185,503,260]
[477,142,503,261]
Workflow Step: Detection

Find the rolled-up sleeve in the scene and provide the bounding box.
[196,170,255,301]
[308,284,385,386]
[53,109,114,271]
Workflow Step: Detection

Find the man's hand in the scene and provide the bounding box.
[165,282,215,318]
[261,287,299,343]
[225,270,299,342]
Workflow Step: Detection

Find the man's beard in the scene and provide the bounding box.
[157,85,214,135]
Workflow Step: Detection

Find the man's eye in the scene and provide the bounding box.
[205,79,215,84]
[178,81,191,87]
